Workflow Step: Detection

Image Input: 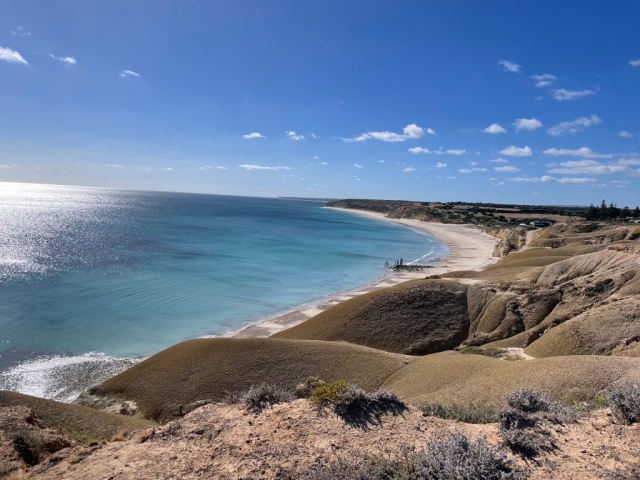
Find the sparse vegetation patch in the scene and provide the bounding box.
[298,431,524,480]
[608,383,640,425]
[418,402,498,424]
[224,383,295,413]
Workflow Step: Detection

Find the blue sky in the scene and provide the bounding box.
[1,0,640,205]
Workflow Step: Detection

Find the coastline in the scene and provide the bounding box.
[232,207,498,338]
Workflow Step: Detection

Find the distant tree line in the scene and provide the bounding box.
[584,200,640,221]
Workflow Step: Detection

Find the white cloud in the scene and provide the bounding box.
[340,133,371,143]
[435,162,447,168]
[217,166,228,170]
[611,180,630,184]
[354,163,363,168]
[378,159,385,163]
[483,123,506,134]
[403,167,417,172]
[11,27,31,37]
[542,147,611,158]
[412,147,467,156]
[402,124,425,139]
[119,70,140,77]
[341,123,428,143]
[310,133,317,139]
[239,164,290,171]
[447,176,456,179]
[473,167,487,171]
[508,176,596,184]
[495,166,521,172]
[243,132,266,139]
[321,162,328,165]
[498,60,521,73]
[46,52,77,64]
[530,74,557,87]
[105,164,124,168]
[426,128,437,135]
[313,156,320,159]
[438,149,467,155]
[618,158,640,166]
[408,147,430,154]
[470,161,478,166]
[0,46,28,65]
[546,159,632,175]
[513,118,543,131]
[163,167,174,171]
[547,115,602,136]
[492,181,505,186]
[459,169,472,173]
[488,158,509,163]
[500,145,532,156]
[286,130,305,141]
[629,59,640,67]
[0,165,10,169]
[618,131,634,138]
[354,175,361,181]
[550,87,598,101]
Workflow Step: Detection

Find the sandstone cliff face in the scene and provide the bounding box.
[488,227,528,257]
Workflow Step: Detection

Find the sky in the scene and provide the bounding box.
[1,0,640,206]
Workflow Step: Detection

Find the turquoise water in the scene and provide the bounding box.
[0,183,447,399]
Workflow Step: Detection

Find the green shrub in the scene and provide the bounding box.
[609,383,640,425]
[309,380,351,409]
[295,376,326,399]
[418,402,498,424]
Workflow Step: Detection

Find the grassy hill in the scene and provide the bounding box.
[86,338,413,422]
[383,352,640,406]
[272,279,469,355]
[0,391,155,442]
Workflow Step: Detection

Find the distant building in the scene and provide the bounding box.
[530,221,552,228]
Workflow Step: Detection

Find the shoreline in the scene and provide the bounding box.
[231,207,499,338]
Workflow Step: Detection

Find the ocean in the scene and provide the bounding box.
[0,183,447,401]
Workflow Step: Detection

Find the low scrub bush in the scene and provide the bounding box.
[224,383,295,413]
[298,432,524,480]
[332,386,405,418]
[608,383,640,425]
[418,402,497,424]
[498,389,577,456]
[415,432,525,480]
[505,389,577,424]
[310,381,406,428]
[12,430,45,466]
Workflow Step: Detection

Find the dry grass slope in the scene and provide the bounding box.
[0,391,155,442]
[90,338,413,422]
[273,279,469,355]
[383,352,640,406]
[525,297,640,357]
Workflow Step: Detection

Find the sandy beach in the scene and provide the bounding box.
[233,207,498,338]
